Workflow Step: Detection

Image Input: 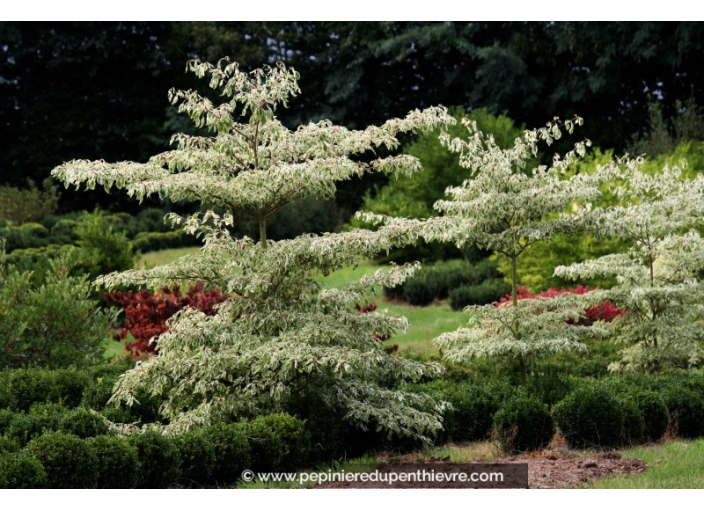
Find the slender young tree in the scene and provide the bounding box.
[360,117,610,384]
[52,59,454,437]
[555,162,704,373]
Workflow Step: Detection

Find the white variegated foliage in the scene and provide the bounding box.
[434,293,606,362]
[360,117,611,382]
[51,59,455,437]
[556,162,704,373]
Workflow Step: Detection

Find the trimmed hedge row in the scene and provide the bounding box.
[554,382,625,448]
[413,380,555,453]
[0,364,161,424]
[1,404,109,447]
[2,365,703,480]
[414,379,513,443]
[1,208,188,254]
[384,259,505,306]
[554,377,699,448]
[132,231,196,253]
[449,279,511,310]
[0,367,93,412]
[661,374,704,439]
[0,413,310,489]
[0,451,47,488]
[3,209,198,287]
[25,432,98,488]
[415,372,704,452]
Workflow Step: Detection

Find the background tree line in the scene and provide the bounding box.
[2,21,704,216]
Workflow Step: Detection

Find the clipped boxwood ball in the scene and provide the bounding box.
[554,384,624,448]
[129,430,181,489]
[0,452,48,489]
[25,431,98,488]
[493,395,554,453]
[88,436,141,489]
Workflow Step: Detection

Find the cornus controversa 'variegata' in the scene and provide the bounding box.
[360,117,613,384]
[52,59,455,437]
[556,161,704,373]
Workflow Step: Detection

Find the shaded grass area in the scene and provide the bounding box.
[101,333,143,362]
[137,246,201,268]
[387,441,501,463]
[589,439,704,489]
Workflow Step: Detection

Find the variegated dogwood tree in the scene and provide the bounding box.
[52,59,455,437]
[555,161,704,373]
[360,118,612,384]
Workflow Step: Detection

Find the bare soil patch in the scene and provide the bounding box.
[313,451,647,489]
[514,451,646,489]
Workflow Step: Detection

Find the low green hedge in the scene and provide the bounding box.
[413,379,513,443]
[449,279,512,310]
[0,364,167,426]
[550,376,689,448]
[0,366,117,412]
[0,452,47,488]
[25,432,98,489]
[62,408,110,438]
[174,430,216,487]
[132,231,196,253]
[4,404,111,446]
[619,397,646,446]
[87,436,142,489]
[0,410,14,436]
[200,423,251,484]
[384,258,503,305]
[6,403,68,447]
[238,413,312,472]
[493,395,554,453]
[129,430,181,489]
[554,382,625,448]
[0,437,20,455]
[662,376,704,439]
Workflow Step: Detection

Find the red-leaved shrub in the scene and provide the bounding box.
[106,284,227,358]
[497,285,625,326]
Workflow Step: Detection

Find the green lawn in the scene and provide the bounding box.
[137,246,201,268]
[317,260,467,355]
[590,439,704,488]
[316,260,382,291]
[374,302,466,355]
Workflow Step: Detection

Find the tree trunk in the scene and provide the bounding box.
[258,217,268,249]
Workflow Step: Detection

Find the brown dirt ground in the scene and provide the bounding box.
[313,451,647,489]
